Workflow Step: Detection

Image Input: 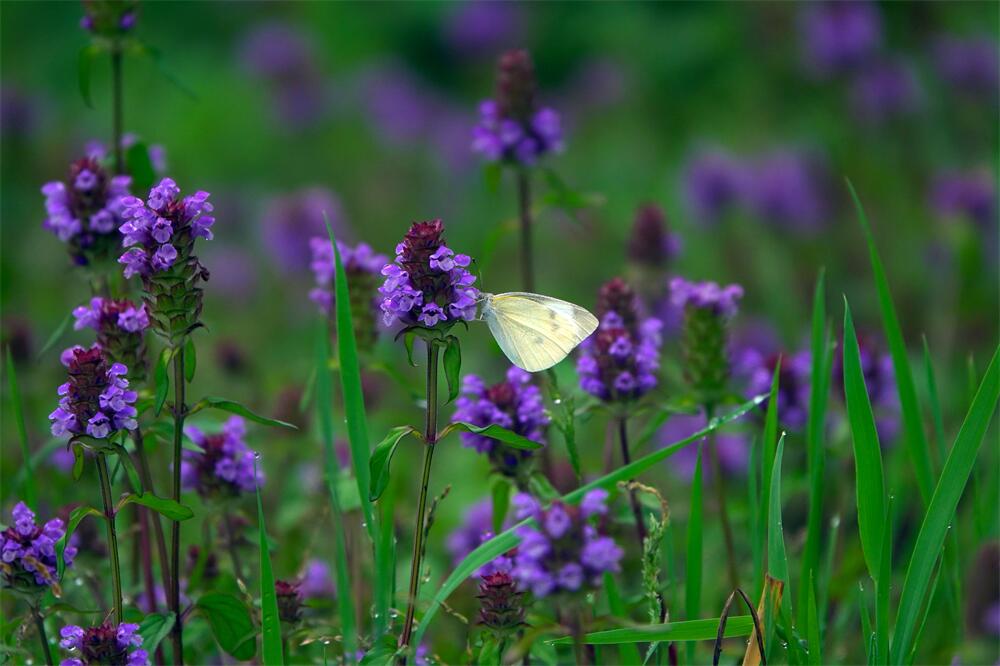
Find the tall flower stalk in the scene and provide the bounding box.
[671,277,744,590]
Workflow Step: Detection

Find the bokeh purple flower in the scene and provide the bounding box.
[181,416,263,497]
[660,414,748,482]
[58,622,148,666]
[379,220,479,328]
[49,345,137,439]
[832,333,900,444]
[738,348,812,430]
[310,238,387,351]
[681,147,748,225]
[262,187,347,275]
[672,277,743,404]
[798,0,882,78]
[1,502,75,590]
[447,499,494,566]
[298,559,336,600]
[933,35,999,102]
[443,1,524,58]
[73,297,149,381]
[511,489,622,597]
[80,0,138,37]
[746,150,829,232]
[931,169,997,230]
[628,204,681,271]
[452,366,549,481]
[849,59,924,124]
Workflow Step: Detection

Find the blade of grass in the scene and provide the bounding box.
[749,434,763,598]
[817,515,840,643]
[6,348,35,508]
[315,320,357,661]
[604,573,642,665]
[858,584,874,665]
[548,616,755,645]
[413,395,766,646]
[842,299,886,581]
[767,433,798,664]
[874,497,892,664]
[799,270,830,633]
[685,443,703,665]
[806,571,821,665]
[846,180,934,506]
[890,345,999,664]
[254,464,284,666]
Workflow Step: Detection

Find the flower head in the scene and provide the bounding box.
[832,333,900,443]
[660,414,749,482]
[73,297,149,381]
[181,416,263,497]
[1,502,75,591]
[262,187,347,274]
[931,169,997,230]
[473,50,563,165]
[42,156,132,265]
[452,366,548,481]
[737,348,812,430]
[298,559,336,599]
[577,279,662,402]
[276,579,304,623]
[798,0,882,78]
[379,220,479,328]
[849,59,923,125]
[49,345,137,439]
[627,204,681,270]
[310,238,387,350]
[672,277,743,404]
[511,490,622,597]
[682,148,748,225]
[477,571,527,640]
[58,622,148,666]
[746,150,829,232]
[933,35,999,102]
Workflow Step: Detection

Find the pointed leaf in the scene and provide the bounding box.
[369,426,421,501]
[57,505,102,576]
[183,336,197,383]
[125,142,156,196]
[154,347,171,416]
[548,616,755,645]
[195,592,257,660]
[138,612,175,655]
[190,397,297,429]
[255,462,284,665]
[439,422,542,450]
[116,493,193,521]
[443,336,462,404]
[37,312,73,359]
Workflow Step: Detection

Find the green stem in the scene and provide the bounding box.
[133,429,172,606]
[169,344,186,664]
[618,417,647,547]
[517,169,534,292]
[96,452,124,624]
[111,43,124,175]
[31,604,54,666]
[706,404,739,590]
[398,342,440,657]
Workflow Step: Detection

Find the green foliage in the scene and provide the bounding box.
[195,593,257,661]
[256,463,285,666]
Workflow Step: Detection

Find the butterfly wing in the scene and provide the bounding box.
[484,292,598,372]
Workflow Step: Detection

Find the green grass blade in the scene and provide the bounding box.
[685,443,703,665]
[890,344,1000,664]
[767,434,795,663]
[875,497,892,664]
[817,514,840,643]
[6,347,35,508]
[799,269,829,632]
[548,616,755,645]
[749,435,763,597]
[922,337,947,461]
[603,573,642,665]
[842,299,886,580]
[315,319,358,661]
[858,584,874,665]
[327,223,376,542]
[806,571,821,665]
[254,464,284,666]
[413,395,766,646]
[847,180,934,505]
[760,359,782,589]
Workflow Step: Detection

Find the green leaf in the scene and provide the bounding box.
[891,345,999,664]
[108,441,142,494]
[183,336,197,383]
[78,44,101,108]
[116,493,194,521]
[548,616,755,645]
[491,476,512,534]
[875,497,893,664]
[255,461,284,665]
[439,422,542,450]
[404,330,418,367]
[125,141,156,196]
[684,443,703,664]
[767,434,793,660]
[37,312,73,359]
[859,585,874,665]
[847,180,934,506]
[603,573,642,665]
[6,347,34,508]
[413,395,766,646]
[72,440,85,481]
[154,347,172,416]
[328,224,376,543]
[189,397,297,429]
[442,336,462,405]
[130,41,198,100]
[138,612,175,655]
[195,592,257,661]
[57,505,102,577]
[806,572,821,665]
[314,319,358,656]
[757,359,782,596]
[842,300,886,580]
[369,426,421,501]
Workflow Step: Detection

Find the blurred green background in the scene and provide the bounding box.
[1,1,997,663]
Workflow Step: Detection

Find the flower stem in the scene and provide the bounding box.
[705,403,739,590]
[223,512,245,584]
[516,168,534,292]
[398,342,440,657]
[96,452,124,625]
[31,603,53,666]
[111,43,124,175]
[169,344,187,664]
[618,417,647,547]
[133,428,172,606]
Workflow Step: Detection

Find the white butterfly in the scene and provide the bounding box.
[479,292,599,373]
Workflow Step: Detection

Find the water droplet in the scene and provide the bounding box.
[553,398,562,405]
[322,639,331,646]
[254,452,262,461]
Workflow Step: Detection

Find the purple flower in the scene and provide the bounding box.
[276,579,305,623]
[262,187,348,274]
[452,366,549,479]
[672,277,743,403]
[181,416,263,497]
[58,621,148,666]
[117,178,213,279]
[42,155,132,265]
[746,150,829,232]
[850,58,924,124]
[447,499,492,563]
[0,502,75,590]
[298,559,336,599]
[71,297,149,380]
[378,220,479,328]
[310,238,388,349]
[473,50,564,166]
[670,277,743,319]
[511,490,622,597]
[798,1,882,78]
[48,345,137,439]
[739,349,812,430]
[931,169,997,229]
[627,204,681,270]
[681,147,748,225]
[933,35,999,102]
[833,333,900,444]
[660,414,749,483]
[477,570,526,640]
[576,279,662,402]
[443,1,524,57]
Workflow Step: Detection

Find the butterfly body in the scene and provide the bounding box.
[480,292,598,372]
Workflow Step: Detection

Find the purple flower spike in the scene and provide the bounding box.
[798,0,882,78]
[57,621,149,665]
[309,237,387,351]
[682,147,748,225]
[181,416,263,498]
[670,278,743,318]
[49,345,137,439]
[1,502,75,590]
